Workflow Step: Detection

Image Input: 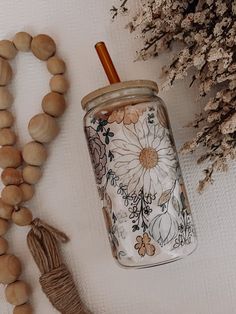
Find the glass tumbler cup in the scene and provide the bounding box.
[82,80,197,268]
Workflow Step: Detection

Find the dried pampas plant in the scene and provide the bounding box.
[111,0,236,191]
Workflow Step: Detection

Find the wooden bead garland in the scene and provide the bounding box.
[13,303,33,314]
[28,113,59,143]
[0,110,14,128]
[12,207,33,226]
[19,183,34,202]
[2,185,23,205]
[1,168,23,186]
[0,236,8,255]
[22,141,47,166]
[50,74,69,94]
[0,40,17,60]
[0,198,13,219]
[22,166,42,184]
[0,129,16,146]
[0,218,9,235]
[31,34,56,61]
[13,32,32,52]
[0,254,22,284]
[0,146,21,169]
[5,280,30,305]
[0,58,12,85]
[0,87,14,109]
[0,32,88,314]
[47,56,66,75]
[42,92,66,117]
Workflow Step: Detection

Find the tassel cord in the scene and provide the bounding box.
[27,218,90,314]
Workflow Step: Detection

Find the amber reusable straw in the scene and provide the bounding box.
[95,42,121,84]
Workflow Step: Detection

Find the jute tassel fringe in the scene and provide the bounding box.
[27,218,89,314]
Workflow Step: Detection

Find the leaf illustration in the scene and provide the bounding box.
[172,195,181,215]
[112,213,117,223]
[118,251,127,259]
[149,212,178,246]
[96,124,103,132]
[132,225,140,232]
[158,189,171,206]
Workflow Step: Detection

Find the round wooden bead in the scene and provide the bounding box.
[31,34,56,61]
[42,92,66,117]
[0,237,8,255]
[0,128,16,146]
[0,198,13,219]
[12,207,32,226]
[13,32,32,52]
[0,40,17,60]
[0,58,12,86]
[22,166,42,184]
[1,168,23,186]
[22,141,47,166]
[47,56,66,75]
[19,183,34,202]
[50,75,69,94]
[0,218,8,235]
[28,113,59,143]
[0,87,13,109]
[0,146,21,169]
[13,304,33,314]
[0,110,14,128]
[0,254,22,284]
[5,280,30,305]
[2,185,23,205]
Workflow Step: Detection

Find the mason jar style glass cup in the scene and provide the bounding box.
[82,80,197,268]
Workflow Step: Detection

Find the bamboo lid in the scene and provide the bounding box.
[82,42,159,110]
[81,80,159,110]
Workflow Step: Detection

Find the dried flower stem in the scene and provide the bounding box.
[112,0,236,190]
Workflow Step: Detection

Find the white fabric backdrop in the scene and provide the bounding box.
[0,1,236,313]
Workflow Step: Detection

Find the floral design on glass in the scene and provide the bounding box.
[85,126,107,184]
[85,103,196,263]
[108,105,146,125]
[104,170,155,232]
[149,181,178,246]
[134,232,157,257]
[149,180,194,249]
[110,118,177,198]
[173,184,194,249]
[102,193,119,259]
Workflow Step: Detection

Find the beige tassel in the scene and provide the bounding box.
[27,218,89,314]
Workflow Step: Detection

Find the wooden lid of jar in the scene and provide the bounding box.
[81,80,159,110]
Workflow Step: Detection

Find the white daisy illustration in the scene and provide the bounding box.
[110,119,177,197]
